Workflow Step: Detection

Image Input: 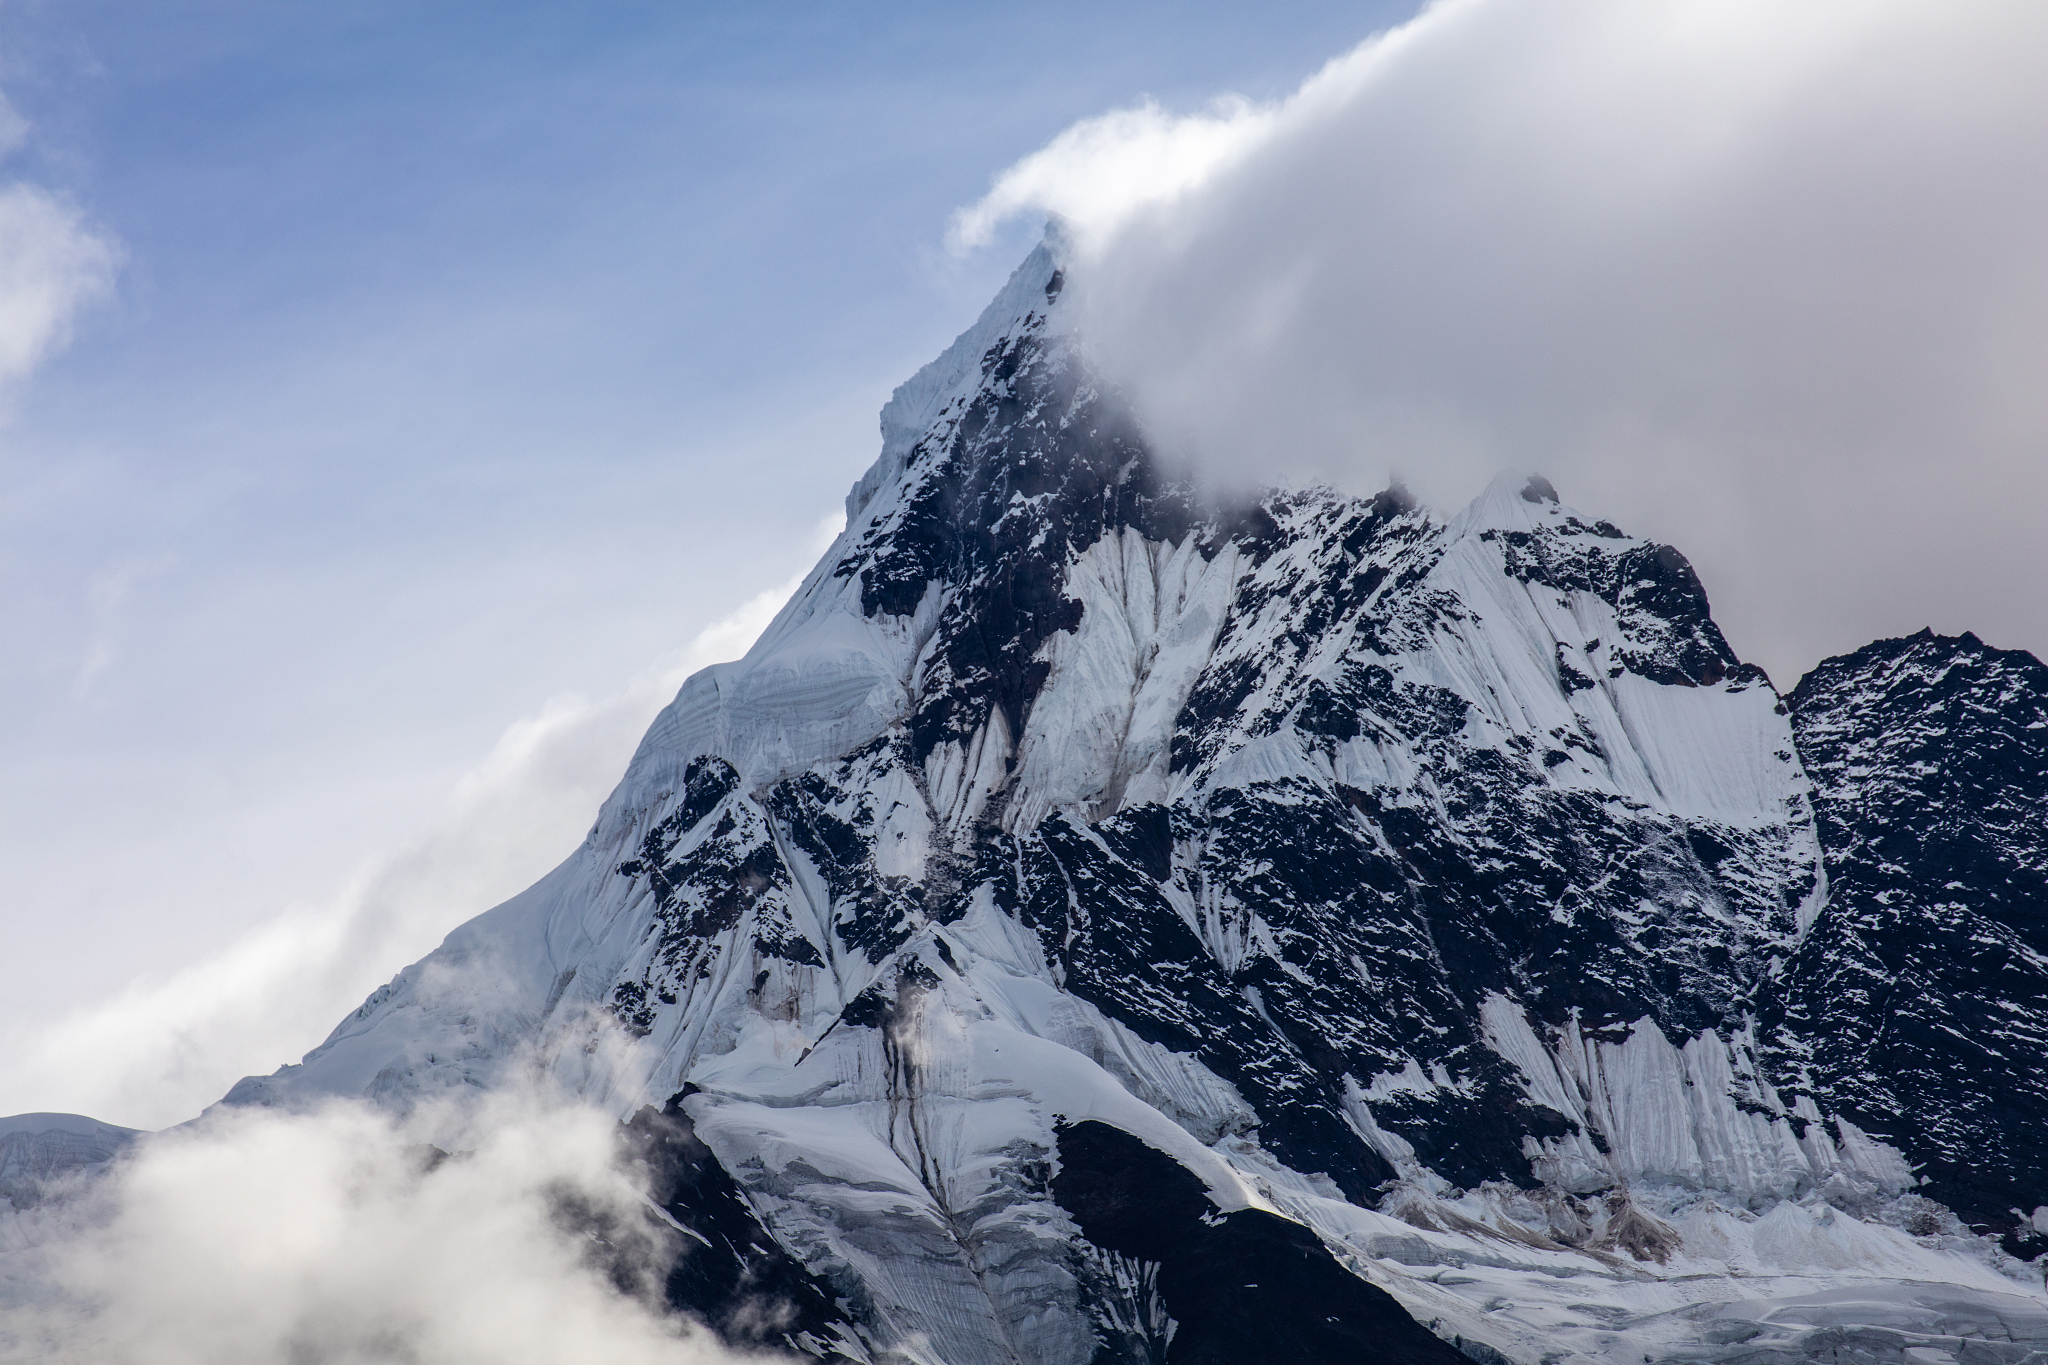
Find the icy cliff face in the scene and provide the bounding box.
[219,237,2048,1365]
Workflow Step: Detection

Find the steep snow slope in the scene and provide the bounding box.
[217,234,2047,1365]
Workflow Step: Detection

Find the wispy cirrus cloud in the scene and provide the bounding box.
[0,91,119,393]
[0,185,117,386]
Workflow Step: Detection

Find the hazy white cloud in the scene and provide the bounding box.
[947,96,1275,253]
[71,554,178,698]
[0,1089,751,1364]
[0,93,29,158]
[0,185,119,389]
[0,84,118,394]
[962,0,2048,685]
[0,560,824,1131]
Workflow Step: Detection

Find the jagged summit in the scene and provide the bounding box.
[213,242,2048,1364]
[850,225,1078,524]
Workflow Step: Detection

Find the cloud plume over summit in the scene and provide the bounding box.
[960,0,2048,684]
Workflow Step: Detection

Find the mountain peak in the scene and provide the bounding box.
[1448,469,1602,539]
[849,225,1076,525]
[207,241,2048,1364]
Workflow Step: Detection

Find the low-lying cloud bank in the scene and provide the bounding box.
[960,0,2048,685]
[0,1090,750,1364]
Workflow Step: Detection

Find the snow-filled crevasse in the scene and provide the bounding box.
[217,230,2048,1365]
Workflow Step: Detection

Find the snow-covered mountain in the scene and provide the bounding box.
[215,232,2048,1364]
[0,1114,137,1215]
[0,1112,139,1279]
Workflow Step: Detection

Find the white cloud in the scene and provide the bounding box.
[0,84,119,394]
[0,550,829,1131]
[0,184,119,389]
[947,96,1277,254]
[0,1089,752,1363]
[961,0,2048,685]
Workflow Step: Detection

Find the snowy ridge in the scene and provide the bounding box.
[850,228,1076,525]
[0,1113,138,1211]
[0,1111,140,1281]
[212,232,2048,1365]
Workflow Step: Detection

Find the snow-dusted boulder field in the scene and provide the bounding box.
[219,234,2048,1365]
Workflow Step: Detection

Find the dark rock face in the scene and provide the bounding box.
[832,313,1224,773]
[1051,1120,1470,1365]
[1779,631,2048,1252]
[974,474,1809,1202]
[617,1095,859,1357]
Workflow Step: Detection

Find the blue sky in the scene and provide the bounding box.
[0,1,1420,1122]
